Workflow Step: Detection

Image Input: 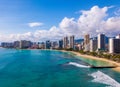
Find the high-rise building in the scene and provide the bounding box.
[59,40,63,49]
[19,40,32,49]
[90,38,97,52]
[1,42,14,48]
[1,42,7,47]
[84,34,90,45]
[98,34,106,51]
[63,36,68,48]
[69,35,74,49]
[84,34,90,51]
[51,41,58,49]
[45,40,51,49]
[14,41,20,48]
[109,38,120,54]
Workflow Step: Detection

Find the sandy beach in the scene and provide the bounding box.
[60,50,120,72]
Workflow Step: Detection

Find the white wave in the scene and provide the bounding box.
[68,62,90,68]
[90,71,120,87]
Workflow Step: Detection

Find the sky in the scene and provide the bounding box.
[0,0,120,42]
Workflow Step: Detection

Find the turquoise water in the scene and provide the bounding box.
[0,48,120,87]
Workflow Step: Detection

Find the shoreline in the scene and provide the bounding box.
[1,48,120,72]
[59,50,120,72]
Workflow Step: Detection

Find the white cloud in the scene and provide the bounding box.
[101,17,120,36]
[78,6,108,36]
[28,22,43,27]
[114,7,120,16]
[0,5,120,42]
[59,17,79,34]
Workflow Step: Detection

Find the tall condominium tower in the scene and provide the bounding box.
[98,34,106,50]
[63,36,68,48]
[84,34,90,45]
[90,38,97,52]
[14,41,20,48]
[69,35,75,49]
[84,34,90,51]
[19,40,32,49]
[51,41,58,49]
[59,40,63,49]
[45,40,51,49]
[109,38,120,54]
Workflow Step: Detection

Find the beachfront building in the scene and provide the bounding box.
[84,34,90,45]
[78,44,83,50]
[63,36,68,48]
[14,41,20,48]
[19,40,32,49]
[1,42,14,48]
[69,35,75,49]
[39,42,45,49]
[98,34,106,51]
[58,40,63,49]
[31,42,39,49]
[45,40,51,49]
[84,34,90,51]
[109,38,120,54]
[90,38,97,52]
[51,41,58,49]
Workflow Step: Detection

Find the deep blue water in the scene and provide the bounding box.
[0,48,120,87]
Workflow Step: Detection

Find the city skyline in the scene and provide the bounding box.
[1,33,120,54]
[0,0,120,42]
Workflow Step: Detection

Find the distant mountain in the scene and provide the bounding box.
[75,36,114,44]
[75,39,84,44]
[105,36,115,44]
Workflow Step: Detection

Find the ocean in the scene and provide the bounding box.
[0,48,120,87]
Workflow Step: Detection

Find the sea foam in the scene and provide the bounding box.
[68,62,90,68]
[90,71,120,87]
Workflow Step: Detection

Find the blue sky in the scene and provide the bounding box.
[0,0,120,41]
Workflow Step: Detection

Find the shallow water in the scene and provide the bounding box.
[0,48,120,87]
